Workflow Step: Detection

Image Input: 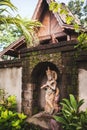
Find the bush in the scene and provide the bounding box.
[54,94,87,130]
[0,89,41,130]
[0,89,27,130]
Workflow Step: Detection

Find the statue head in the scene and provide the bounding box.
[46,67,57,81]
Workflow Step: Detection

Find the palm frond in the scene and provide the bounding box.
[0,0,17,11]
[0,15,41,45]
[0,0,41,46]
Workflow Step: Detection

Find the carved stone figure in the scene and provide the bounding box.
[41,67,59,114]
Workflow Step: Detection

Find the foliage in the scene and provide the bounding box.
[0,89,41,130]
[0,109,27,130]
[49,1,87,50]
[54,94,87,130]
[68,0,87,27]
[49,1,75,25]
[0,89,17,110]
[68,0,87,50]
[75,33,87,49]
[0,0,41,48]
[0,89,27,130]
[0,24,21,50]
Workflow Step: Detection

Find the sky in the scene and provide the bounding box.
[11,0,70,18]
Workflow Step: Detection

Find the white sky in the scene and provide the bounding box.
[11,0,70,18]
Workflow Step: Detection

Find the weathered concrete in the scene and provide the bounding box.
[0,67,22,112]
[79,68,87,110]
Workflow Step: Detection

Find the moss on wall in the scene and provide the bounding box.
[29,51,62,74]
[64,54,78,98]
[22,49,79,115]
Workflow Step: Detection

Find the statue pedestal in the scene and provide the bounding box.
[27,111,61,130]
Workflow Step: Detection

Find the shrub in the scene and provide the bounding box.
[0,89,17,111]
[0,89,27,130]
[0,89,41,130]
[54,94,87,130]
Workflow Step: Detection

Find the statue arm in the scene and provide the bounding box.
[41,80,57,90]
[55,87,59,96]
[41,83,47,89]
[47,80,57,90]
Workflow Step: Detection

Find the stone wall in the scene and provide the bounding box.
[0,41,87,116]
[22,51,63,115]
[62,52,78,98]
[21,40,79,115]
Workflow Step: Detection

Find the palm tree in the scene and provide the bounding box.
[0,0,41,46]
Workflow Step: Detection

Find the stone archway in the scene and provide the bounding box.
[30,61,60,114]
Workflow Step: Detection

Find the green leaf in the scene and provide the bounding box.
[18,113,27,120]
[12,119,21,129]
[70,94,77,112]
[60,102,71,113]
[74,24,80,32]
[62,98,73,110]
[54,115,68,125]
[60,9,68,15]
[77,99,84,109]
[49,2,61,13]
[62,109,72,116]
[75,33,87,49]
[0,0,17,11]
[1,110,8,119]
[66,16,74,24]
[7,95,16,102]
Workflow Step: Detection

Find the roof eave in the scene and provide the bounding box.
[0,36,25,57]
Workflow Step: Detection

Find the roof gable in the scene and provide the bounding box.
[32,0,80,26]
[0,0,80,58]
[32,0,80,43]
[37,8,66,42]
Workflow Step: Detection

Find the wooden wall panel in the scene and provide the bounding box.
[38,10,50,37]
[38,10,64,40]
[50,13,63,34]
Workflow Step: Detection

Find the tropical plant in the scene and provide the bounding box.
[0,109,27,130]
[54,94,87,130]
[0,89,41,130]
[0,89,17,111]
[0,89,27,130]
[0,0,41,47]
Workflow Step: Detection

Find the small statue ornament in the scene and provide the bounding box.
[41,67,59,114]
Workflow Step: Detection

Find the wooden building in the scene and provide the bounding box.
[0,0,80,59]
[32,0,80,44]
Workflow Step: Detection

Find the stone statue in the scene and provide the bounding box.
[41,67,59,114]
